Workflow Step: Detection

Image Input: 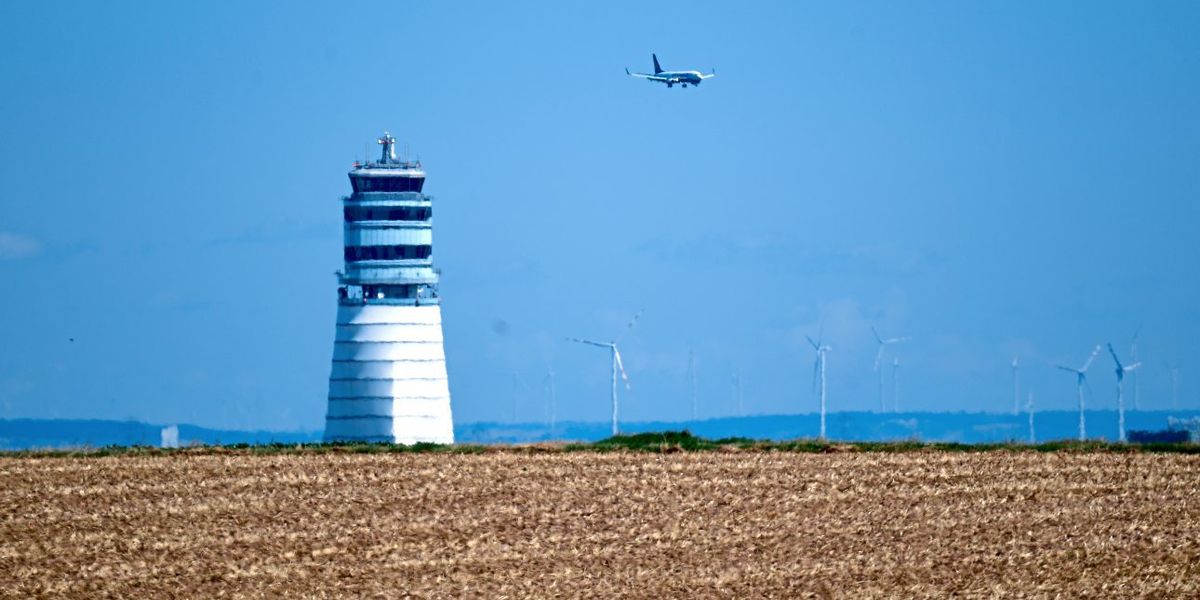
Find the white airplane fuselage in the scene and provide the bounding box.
[657,71,705,86]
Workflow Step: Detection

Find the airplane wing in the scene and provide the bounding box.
[625,68,670,82]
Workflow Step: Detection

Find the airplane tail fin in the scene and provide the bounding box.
[652,54,663,75]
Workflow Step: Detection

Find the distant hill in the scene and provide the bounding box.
[0,419,320,450]
[3,410,1196,450]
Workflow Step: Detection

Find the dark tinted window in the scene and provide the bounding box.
[343,206,432,222]
[343,245,433,261]
[350,175,425,193]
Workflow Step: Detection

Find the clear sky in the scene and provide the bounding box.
[1,2,1197,431]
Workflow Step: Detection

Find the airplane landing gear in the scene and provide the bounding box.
[682,84,688,88]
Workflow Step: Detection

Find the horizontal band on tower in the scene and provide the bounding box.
[328,377,448,382]
[335,322,444,327]
[330,358,445,364]
[325,414,446,422]
[333,340,443,345]
[328,395,451,401]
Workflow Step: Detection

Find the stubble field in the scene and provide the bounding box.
[1,449,1197,598]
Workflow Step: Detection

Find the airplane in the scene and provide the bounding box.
[625,54,715,88]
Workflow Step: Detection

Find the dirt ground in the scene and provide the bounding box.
[1,450,1197,598]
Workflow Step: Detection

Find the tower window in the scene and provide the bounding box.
[343,245,433,261]
[350,176,425,193]
[343,206,432,222]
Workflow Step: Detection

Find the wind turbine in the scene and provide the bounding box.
[1129,326,1142,410]
[1169,363,1181,410]
[1107,342,1142,443]
[542,367,557,430]
[732,371,744,417]
[892,357,901,413]
[806,332,832,439]
[1056,345,1101,441]
[567,311,640,436]
[872,326,910,412]
[1011,357,1020,415]
[1027,391,1036,444]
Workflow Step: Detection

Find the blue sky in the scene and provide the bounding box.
[1,2,1197,430]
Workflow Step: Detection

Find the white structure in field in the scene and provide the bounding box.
[324,132,453,444]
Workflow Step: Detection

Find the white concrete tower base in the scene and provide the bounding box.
[325,304,454,444]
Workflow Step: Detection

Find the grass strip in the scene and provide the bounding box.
[2,430,1197,458]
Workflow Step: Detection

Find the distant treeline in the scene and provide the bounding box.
[2,410,1198,451]
[3,430,1198,458]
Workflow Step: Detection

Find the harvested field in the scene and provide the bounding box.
[1,451,1197,598]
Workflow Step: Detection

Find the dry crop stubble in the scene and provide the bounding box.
[0,451,1197,598]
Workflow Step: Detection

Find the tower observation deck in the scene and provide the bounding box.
[324,132,454,444]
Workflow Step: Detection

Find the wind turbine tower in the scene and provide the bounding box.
[807,333,832,439]
[1011,357,1020,415]
[1107,342,1142,443]
[892,357,901,413]
[732,372,744,417]
[1056,345,1101,442]
[567,311,639,436]
[1170,363,1181,410]
[1027,391,1035,444]
[542,367,557,430]
[324,132,453,444]
[872,326,910,413]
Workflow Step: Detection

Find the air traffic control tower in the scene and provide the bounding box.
[324,132,454,444]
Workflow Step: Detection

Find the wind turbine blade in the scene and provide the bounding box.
[1080,345,1101,372]
[871,326,884,345]
[614,347,631,390]
[816,325,824,348]
[886,336,912,344]
[567,337,609,348]
[1106,342,1123,371]
[1055,364,1078,373]
[805,335,818,350]
[1125,361,1142,372]
[616,309,643,344]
